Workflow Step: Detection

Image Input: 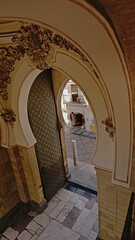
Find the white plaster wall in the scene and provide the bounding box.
[84,107,94,131]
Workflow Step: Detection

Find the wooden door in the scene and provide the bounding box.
[28,69,65,201]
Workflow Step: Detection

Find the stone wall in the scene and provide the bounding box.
[8,145,45,205]
[96,168,132,240]
[0,147,20,218]
[89,1,135,237]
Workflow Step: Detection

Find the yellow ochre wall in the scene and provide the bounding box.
[0,147,20,218]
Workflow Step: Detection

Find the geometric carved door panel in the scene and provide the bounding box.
[27,69,65,201]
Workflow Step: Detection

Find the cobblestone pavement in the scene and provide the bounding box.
[1,184,99,240]
[64,127,96,164]
[64,127,97,189]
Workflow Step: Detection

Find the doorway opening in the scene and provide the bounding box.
[61,80,97,190]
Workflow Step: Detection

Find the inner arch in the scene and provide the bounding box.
[60,78,97,189]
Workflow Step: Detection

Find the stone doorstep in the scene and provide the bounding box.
[3,227,19,240]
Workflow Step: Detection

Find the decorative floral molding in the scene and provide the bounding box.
[0,22,100,101]
[0,46,25,100]
[102,117,115,140]
[12,23,100,78]
[12,24,52,70]
[0,108,16,128]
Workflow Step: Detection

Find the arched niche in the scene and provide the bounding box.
[52,52,113,171]
[10,58,41,147]
[11,53,113,174]
[55,72,98,161]
[1,0,133,187]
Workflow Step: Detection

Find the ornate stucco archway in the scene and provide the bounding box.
[0,2,133,238]
[0,19,132,188]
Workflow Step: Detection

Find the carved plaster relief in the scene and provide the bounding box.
[0,108,16,128]
[0,22,100,128]
[0,22,100,102]
[0,46,24,100]
[0,101,16,128]
[102,117,115,140]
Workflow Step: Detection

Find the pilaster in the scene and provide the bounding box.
[96,168,132,240]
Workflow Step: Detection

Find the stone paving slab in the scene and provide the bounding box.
[3,227,19,240]
[38,220,80,240]
[26,220,40,234]
[33,213,50,228]
[1,237,8,240]
[17,230,32,240]
[1,186,98,240]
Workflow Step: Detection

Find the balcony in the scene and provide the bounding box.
[63,94,72,103]
[63,95,86,104]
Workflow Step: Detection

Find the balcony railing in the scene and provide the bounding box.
[63,95,72,103]
[63,95,86,104]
